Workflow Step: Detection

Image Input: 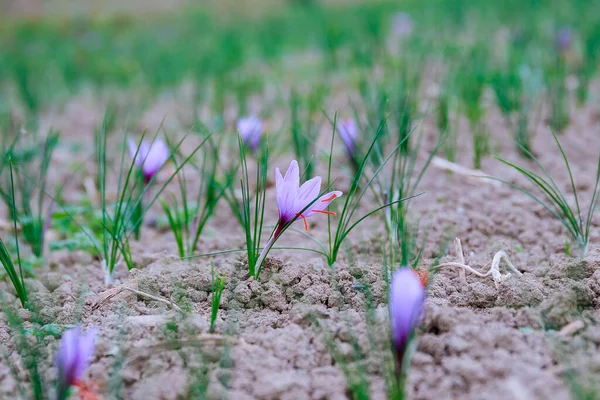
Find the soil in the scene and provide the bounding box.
[0,80,600,400]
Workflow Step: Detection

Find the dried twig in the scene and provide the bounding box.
[432,156,500,186]
[93,285,182,312]
[558,320,585,336]
[455,238,467,284]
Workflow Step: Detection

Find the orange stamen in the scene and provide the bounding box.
[415,269,428,288]
[321,193,338,202]
[296,213,309,231]
[73,381,98,400]
[311,210,336,216]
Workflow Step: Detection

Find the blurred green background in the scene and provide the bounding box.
[0,0,598,124]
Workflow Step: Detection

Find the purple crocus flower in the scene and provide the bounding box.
[556,26,573,53]
[389,268,425,369]
[274,160,342,235]
[391,12,414,38]
[254,160,342,273]
[338,119,358,159]
[128,138,170,184]
[237,116,263,151]
[55,327,97,398]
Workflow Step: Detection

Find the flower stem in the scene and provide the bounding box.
[102,259,114,285]
[577,239,589,259]
[254,234,277,278]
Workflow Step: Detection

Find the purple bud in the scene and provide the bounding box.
[191,215,199,237]
[556,26,573,53]
[55,327,97,397]
[389,268,425,367]
[237,116,263,152]
[128,138,170,184]
[337,119,358,158]
[391,12,414,38]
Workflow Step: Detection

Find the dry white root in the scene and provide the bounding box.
[433,238,523,288]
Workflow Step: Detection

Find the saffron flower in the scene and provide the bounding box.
[128,138,170,184]
[337,119,358,159]
[237,116,263,151]
[391,12,414,38]
[389,268,425,369]
[555,26,573,53]
[55,327,97,399]
[254,160,342,272]
[274,160,343,235]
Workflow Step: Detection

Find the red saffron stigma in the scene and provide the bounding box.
[296,213,309,231]
[312,210,336,216]
[73,381,98,400]
[321,193,338,202]
[415,269,428,288]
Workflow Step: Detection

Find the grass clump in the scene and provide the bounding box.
[0,237,28,308]
[210,261,226,333]
[0,131,59,257]
[94,115,206,283]
[494,130,600,258]
[457,47,489,169]
[162,134,231,258]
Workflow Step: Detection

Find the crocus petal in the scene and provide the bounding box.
[56,326,79,384]
[556,27,573,52]
[391,12,414,38]
[128,138,169,182]
[338,119,358,157]
[238,116,263,151]
[128,139,138,164]
[276,180,299,224]
[72,328,97,381]
[339,119,358,143]
[128,138,149,168]
[389,268,425,357]
[275,167,284,189]
[56,327,98,391]
[283,160,300,188]
[298,176,322,203]
[142,139,170,179]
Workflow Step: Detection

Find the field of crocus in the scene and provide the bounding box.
[1,0,600,399]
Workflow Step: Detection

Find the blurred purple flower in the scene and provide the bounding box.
[338,119,358,158]
[237,116,263,151]
[389,268,425,368]
[391,12,414,38]
[274,160,343,235]
[556,26,573,53]
[128,138,170,184]
[55,327,97,397]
